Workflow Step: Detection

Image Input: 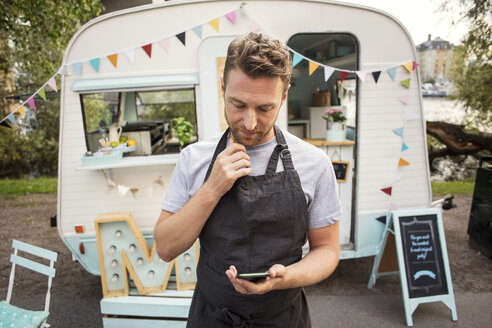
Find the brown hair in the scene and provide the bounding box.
[223,32,292,92]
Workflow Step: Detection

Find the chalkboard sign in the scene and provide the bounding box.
[332,161,349,182]
[399,214,448,298]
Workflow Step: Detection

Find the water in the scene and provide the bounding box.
[421,98,478,181]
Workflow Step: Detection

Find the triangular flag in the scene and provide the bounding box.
[72,62,82,75]
[209,18,220,32]
[392,127,404,137]
[397,95,409,105]
[58,65,68,75]
[0,119,11,129]
[356,71,366,83]
[308,61,319,75]
[117,185,130,197]
[403,61,413,73]
[324,67,335,81]
[27,97,36,111]
[159,38,170,53]
[340,71,349,83]
[176,32,186,46]
[387,67,397,81]
[192,25,202,39]
[398,158,410,167]
[249,20,261,32]
[7,114,17,126]
[372,71,381,83]
[226,10,236,23]
[292,53,303,67]
[107,54,118,68]
[413,61,419,70]
[405,109,420,121]
[38,87,46,101]
[381,187,392,196]
[89,58,100,72]
[142,44,152,58]
[400,78,411,88]
[401,142,409,152]
[47,77,57,92]
[18,106,26,118]
[394,171,401,182]
[125,49,135,63]
[130,188,139,199]
[389,203,398,211]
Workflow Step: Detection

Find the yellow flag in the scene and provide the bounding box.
[309,62,319,76]
[18,106,25,118]
[107,54,118,68]
[209,18,220,32]
[398,158,410,167]
[402,61,413,73]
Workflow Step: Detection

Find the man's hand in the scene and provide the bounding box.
[205,136,252,198]
[225,264,287,295]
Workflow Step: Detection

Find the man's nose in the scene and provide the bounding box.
[243,108,257,131]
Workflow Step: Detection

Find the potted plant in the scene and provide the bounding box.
[172,117,194,148]
[322,107,347,142]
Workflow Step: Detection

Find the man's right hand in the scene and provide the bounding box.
[205,137,252,198]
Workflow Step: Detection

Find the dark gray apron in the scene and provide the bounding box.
[186,126,311,328]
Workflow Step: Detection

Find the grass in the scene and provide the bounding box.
[431,180,475,196]
[0,177,57,199]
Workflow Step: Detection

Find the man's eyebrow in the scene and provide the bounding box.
[229,97,245,104]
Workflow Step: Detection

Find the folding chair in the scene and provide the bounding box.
[0,240,57,328]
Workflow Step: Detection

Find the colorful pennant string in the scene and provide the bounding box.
[209,18,220,32]
[72,62,83,75]
[125,49,136,63]
[89,58,100,72]
[356,71,366,83]
[400,78,411,88]
[47,77,57,92]
[27,97,36,111]
[226,10,237,23]
[339,71,349,83]
[38,88,47,101]
[176,32,186,46]
[403,61,413,73]
[398,158,410,167]
[372,71,381,83]
[159,38,170,53]
[192,26,203,39]
[308,62,319,75]
[381,187,392,196]
[401,142,409,152]
[142,44,152,58]
[387,67,397,81]
[324,67,335,81]
[398,95,409,105]
[107,54,118,68]
[392,127,404,137]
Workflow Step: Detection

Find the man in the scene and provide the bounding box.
[154,32,342,327]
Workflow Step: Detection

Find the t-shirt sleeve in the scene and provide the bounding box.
[161,149,191,213]
[308,154,343,229]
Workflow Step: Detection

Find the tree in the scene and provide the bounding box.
[427,0,491,168]
[0,0,103,177]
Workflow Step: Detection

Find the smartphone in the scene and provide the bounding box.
[237,272,269,281]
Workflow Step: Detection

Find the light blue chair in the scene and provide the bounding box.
[0,240,57,328]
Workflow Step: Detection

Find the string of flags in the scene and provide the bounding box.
[101,170,165,199]
[0,4,422,128]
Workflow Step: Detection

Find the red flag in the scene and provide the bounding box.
[142,44,152,58]
[381,187,392,196]
[340,71,349,83]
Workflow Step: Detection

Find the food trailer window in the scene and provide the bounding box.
[81,88,197,156]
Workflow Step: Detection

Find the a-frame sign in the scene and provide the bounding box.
[368,208,458,326]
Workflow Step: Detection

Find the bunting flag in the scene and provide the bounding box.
[324,66,335,81]
[103,171,165,198]
[226,10,236,23]
[400,78,411,88]
[308,61,319,75]
[209,18,220,32]
[339,71,349,83]
[249,20,261,32]
[387,67,397,81]
[356,71,366,83]
[0,120,10,129]
[107,54,118,68]
[18,106,26,118]
[292,53,303,67]
[89,58,100,72]
[47,77,58,92]
[398,158,410,167]
[397,95,409,105]
[372,71,381,83]
[176,32,186,46]
[72,62,83,75]
[381,187,392,196]
[403,61,413,73]
[405,109,420,121]
[159,38,170,53]
[38,88,47,101]
[401,142,409,152]
[118,185,130,197]
[7,114,17,126]
[58,65,68,75]
[412,61,419,70]
[125,49,136,63]
[142,44,152,58]
[192,26,203,39]
[392,127,404,137]
[27,97,36,111]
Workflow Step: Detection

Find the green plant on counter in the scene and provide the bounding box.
[172,117,194,147]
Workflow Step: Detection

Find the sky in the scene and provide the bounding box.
[341,0,468,45]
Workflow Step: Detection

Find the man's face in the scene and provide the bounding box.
[222,68,287,147]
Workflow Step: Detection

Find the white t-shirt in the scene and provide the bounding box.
[161,129,342,229]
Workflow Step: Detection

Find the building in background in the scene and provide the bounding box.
[416,34,454,85]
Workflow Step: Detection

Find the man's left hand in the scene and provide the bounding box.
[225,264,286,295]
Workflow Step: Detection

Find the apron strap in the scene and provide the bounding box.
[204,128,230,183]
[265,126,295,174]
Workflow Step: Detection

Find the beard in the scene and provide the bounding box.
[229,126,271,147]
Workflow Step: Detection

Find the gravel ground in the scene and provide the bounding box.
[1,194,491,327]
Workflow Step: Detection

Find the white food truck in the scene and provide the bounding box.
[56,0,432,326]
